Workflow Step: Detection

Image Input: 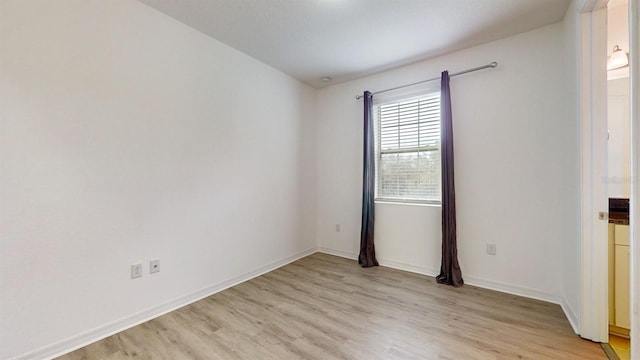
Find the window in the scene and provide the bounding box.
[375,92,441,204]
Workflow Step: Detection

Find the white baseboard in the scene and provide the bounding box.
[16,246,577,359]
[462,274,580,335]
[12,247,317,360]
[318,247,559,303]
[560,296,580,335]
[321,248,580,337]
[316,247,357,260]
[316,248,440,277]
[462,275,560,305]
[377,258,439,278]
[317,247,563,306]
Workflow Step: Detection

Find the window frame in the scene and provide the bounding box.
[373,90,442,205]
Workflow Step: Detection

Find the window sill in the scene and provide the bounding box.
[374,199,442,208]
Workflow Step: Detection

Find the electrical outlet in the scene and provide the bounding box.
[150,259,160,274]
[487,243,497,255]
[335,224,341,232]
[131,263,143,279]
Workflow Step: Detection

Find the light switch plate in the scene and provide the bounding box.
[131,263,143,279]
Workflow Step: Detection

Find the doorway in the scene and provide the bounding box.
[579,0,637,359]
[607,1,631,359]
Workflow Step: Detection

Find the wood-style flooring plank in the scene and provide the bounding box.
[58,253,606,359]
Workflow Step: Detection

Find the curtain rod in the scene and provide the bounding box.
[355,61,498,100]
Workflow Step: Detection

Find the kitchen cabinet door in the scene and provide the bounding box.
[614,244,630,329]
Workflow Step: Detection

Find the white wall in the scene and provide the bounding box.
[317,22,578,304]
[608,77,631,198]
[560,0,583,333]
[608,1,630,80]
[0,1,316,359]
[607,2,631,198]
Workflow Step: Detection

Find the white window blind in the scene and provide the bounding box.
[375,92,441,203]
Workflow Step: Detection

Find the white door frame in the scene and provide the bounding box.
[580,2,639,358]
[629,0,639,357]
[579,0,609,344]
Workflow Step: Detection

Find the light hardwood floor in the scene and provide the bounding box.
[59,253,606,359]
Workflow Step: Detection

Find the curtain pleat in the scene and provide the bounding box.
[359,91,378,268]
[436,72,463,287]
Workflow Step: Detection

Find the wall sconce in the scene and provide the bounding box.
[607,45,629,70]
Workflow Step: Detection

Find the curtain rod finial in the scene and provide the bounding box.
[490,61,498,67]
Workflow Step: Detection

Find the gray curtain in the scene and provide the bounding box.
[358,91,378,268]
[436,71,463,287]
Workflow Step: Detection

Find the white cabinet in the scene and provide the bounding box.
[608,224,615,326]
[613,224,630,329]
[615,223,630,245]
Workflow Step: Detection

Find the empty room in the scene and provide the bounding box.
[2,0,639,359]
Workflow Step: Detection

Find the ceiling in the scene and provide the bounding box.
[139,0,571,88]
